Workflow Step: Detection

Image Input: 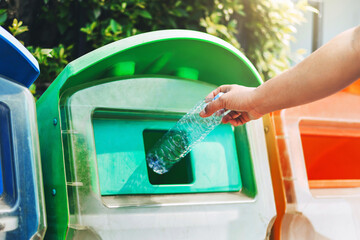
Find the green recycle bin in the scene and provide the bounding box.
[37,30,276,239]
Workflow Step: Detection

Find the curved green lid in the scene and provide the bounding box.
[40,29,262,101]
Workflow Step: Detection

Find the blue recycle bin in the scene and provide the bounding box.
[0,26,46,239]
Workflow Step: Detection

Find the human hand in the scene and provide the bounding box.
[199,84,263,126]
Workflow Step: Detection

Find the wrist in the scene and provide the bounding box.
[248,86,265,119]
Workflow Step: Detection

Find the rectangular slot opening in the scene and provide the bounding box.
[300,120,360,189]
[143,129,194,185]
[0,103,17,207]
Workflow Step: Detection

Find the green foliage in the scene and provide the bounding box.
[27,44,73,90]
[0,9,7,25]
[242,0,317,79]
[200,0,245,49]
[8,19,28,37]
[29,83,37,98]
[79,0,211,49]
[0,0,312,95]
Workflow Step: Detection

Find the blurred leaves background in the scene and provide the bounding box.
[0,0,315,97]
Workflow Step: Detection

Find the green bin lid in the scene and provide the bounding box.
[40,29,262,101]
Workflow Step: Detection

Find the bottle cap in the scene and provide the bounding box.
[213,92,224,101]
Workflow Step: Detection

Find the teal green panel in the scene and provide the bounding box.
[93,116,242,195]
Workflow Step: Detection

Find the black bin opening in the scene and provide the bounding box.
[143,129,194,185]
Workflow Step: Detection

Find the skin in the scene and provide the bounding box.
[200,26,360,126]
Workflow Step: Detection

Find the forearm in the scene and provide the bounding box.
[253,26,360,115]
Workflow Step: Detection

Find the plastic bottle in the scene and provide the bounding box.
[146,92,226,174]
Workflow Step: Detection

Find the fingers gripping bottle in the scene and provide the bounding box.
[146,92,226,174]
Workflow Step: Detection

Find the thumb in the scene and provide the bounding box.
[199,96,226,117]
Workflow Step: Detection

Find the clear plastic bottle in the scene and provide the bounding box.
[146,92,226,174]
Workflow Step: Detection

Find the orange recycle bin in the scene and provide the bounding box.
[266,79,360,240]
